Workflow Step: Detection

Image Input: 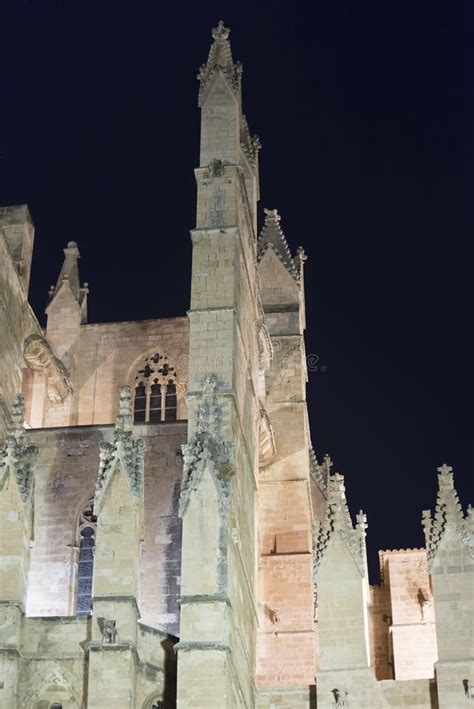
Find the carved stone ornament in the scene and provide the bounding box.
[197,21,243,106]
[422,464,473,570]
[206,159,226,178]
[313,473,367,580]
[0,395,37,503]
[257,208,301,281]
[99,618,117,644]
[23,334,73,403]
[178,374,235,518]
[257,319,273,371]
[94,386,144,512]
[309,447,331,492]
[259,406,276,469]
[240,115,261,168]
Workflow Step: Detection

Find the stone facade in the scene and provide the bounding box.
[0,20,472,709]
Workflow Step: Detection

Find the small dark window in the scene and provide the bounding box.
[165,381,177,421]
[134,383,147,423]
[149,380,162,423]
[50,703,63,708]
[76,503,96,616]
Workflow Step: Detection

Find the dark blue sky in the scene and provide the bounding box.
[1,1,472,579]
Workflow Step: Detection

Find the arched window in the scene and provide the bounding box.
[76,501,96,616]
[132,352,178,423]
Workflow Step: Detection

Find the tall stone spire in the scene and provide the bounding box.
[257,208,302,281]
[197,20,242,107]
[177,22,261,708]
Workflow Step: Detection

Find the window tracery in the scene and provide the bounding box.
[132,352,178,423]
[76,500,96,616]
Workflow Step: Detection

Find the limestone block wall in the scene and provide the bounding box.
[378,549,438,680]
[256,247,316,691]
[18,616,87,708]
[24,422,185,634]
[27,317,189,429]
[380,678,438,708]
[8,615,171,708]
[0,206,41,438]
[256,687,316,708]
[317,534,370,671]
[369,582,392,679]
[429,526,474,708]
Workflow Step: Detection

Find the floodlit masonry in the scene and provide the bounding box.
[0,20,472,709]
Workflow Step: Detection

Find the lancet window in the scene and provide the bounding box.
[133,352,178,423]
[76,501,96,616]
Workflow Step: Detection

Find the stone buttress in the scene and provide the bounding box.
[176,21,262,708]
[312,473,389,707]
[423,464,474,708]
[255,208,321,695]
[0,396,37,707]
[86,387,166,708]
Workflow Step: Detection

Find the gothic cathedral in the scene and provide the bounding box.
[0,21,472,709]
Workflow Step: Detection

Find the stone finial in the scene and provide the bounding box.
[423,464,473,568]
[356,510,368,534]
[179,374,235,517]
[94,386,144,511]
[198,20,242,106]
[212,20,230,41]
[313,472,367,578]
[437,463,453,476]
[257,208,302,281]
[0,395,37,502]
[264,208,281,224]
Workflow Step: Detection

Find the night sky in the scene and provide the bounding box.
[1,1,472,580]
